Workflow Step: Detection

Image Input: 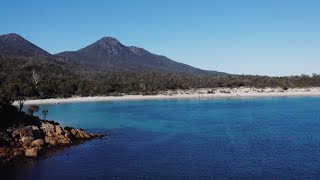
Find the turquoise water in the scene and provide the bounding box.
[5,97,320,179]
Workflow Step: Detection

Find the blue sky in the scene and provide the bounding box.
[1,0,320,76]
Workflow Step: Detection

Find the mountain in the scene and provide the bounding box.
[0,33,51,58]
[56,37,223,75]
[0,33,224,75]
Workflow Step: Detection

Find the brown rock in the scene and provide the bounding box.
[21,136,34,146]
[55,125,63,135]
[64,130,70,138]
[25,147,38,157]
[13,151,23,157]
[57,135,71,145]
[31,139,45,147]
[0,152,10,158]
[76,129,92,139]
[70,128,77,137]
[45,136,57,146]
[0,147,6,153]
[32,126,39,131]
[41,122,55,136]
[12,129,21,138]
[20,126,33,137]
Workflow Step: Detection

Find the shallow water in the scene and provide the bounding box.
[4,97,320,179]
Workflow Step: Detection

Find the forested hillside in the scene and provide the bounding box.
[1,33,320,100]
[1,54,320,100]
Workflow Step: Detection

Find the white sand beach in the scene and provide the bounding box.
[12,87,320,105]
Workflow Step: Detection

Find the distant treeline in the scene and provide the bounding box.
[1,55,320,100]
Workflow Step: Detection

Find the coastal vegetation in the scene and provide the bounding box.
[1,55,320,100]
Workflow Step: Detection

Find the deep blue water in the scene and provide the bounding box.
[5,97,320,179]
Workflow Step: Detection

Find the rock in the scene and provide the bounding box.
[0,152,11,158]
[12,129,21,138]
[25,147,38,157]
[70,128,77,137]
[0,147,6,153]
[10,142,17,147]
[0,132,6,138]
[64,130,70,138]
[57,135,71,145]
[30,139,44,147]
[21,136,34,146]
[45,136,57,146]
[76,129,92,139]
[20,126,33,137]
[41,122,55,136]
[0,121,104,163]
[13,151,23,157]
[55,125,63,135]
[93,134,104,138]
[0,132,12,142]
[32,126,39,131]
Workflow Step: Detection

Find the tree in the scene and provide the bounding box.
[8,84,26,112]
[0,90,14,113]
[32,70,40,86]
[42,109,48,120]
[27,105,39,116]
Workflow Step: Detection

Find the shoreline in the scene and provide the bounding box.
[13,87,320,105]
[0,119,104,167]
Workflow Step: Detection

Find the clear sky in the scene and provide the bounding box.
[1,0,320,76]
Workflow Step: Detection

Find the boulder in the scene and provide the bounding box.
[20,126,33,137]
[45,136,57,146]
[70,128,77,137]
[0,152,11,158]
[32,126,39,131]
[41,122,55,136]
[0,132,6,138]
[12,129,21,138]
[0,147,6,153]
[55,125,63,135]
[76,129,92,139]
[25,147,38,157]
[57,135,71,145]
[13,151,23,157]
[31,139,45,147]
[0,132,11,145]
[21,136,34,146]
[64,130,71,138]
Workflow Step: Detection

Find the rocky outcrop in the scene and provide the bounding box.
[0,120,103,164]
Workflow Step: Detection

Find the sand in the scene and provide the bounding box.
[13,87,320,105]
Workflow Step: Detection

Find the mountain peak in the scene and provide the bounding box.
[0,33,25,42]
[55,36,223,75]
[0,33,51,57]
[97,36,122,47]
[79,36,125,56]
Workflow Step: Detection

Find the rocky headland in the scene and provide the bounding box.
[0,119,103,167]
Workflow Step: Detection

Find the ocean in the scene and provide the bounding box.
[5,97,320,179]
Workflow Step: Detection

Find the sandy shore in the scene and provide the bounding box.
[13,87,320,105]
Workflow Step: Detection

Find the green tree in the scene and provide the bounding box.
[42,109,48,120]
[27,105,39,116]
